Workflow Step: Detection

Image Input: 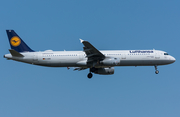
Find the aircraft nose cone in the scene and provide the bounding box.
[172,57,176,63]
[170,56,176,63]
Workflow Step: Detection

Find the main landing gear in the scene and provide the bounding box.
[87,67,96,79]
[154,65,159,74]
[87,73,93,79]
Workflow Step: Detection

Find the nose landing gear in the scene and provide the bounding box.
[154,65,159,74]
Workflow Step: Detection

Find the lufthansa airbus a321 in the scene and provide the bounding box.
[4,30,176,78]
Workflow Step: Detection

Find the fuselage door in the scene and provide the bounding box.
[155,51,160,59]
[79,52,84,60]
[33,54,38,61]
[121,53,126,59]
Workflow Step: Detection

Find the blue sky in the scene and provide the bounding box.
[1,0,180,117]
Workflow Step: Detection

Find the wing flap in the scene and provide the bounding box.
[73,67,87,71]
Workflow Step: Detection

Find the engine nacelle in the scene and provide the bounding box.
[93,67,114,75]
[100,58,120,66]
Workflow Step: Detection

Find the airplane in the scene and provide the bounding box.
[4,30,176,78]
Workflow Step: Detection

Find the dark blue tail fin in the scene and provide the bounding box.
[6,30,34,52]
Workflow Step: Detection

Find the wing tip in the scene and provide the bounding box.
[79,38,84,43]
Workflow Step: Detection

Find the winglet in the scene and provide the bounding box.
[79,39,84,43]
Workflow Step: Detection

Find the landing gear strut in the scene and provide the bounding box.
[87,67,96,79]
[154,65,159,74]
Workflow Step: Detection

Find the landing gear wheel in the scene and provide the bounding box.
[155,70,159,74]
[87,73,93,79]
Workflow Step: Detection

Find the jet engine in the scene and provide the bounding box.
[100,58,120,66]
[93,67,114,75]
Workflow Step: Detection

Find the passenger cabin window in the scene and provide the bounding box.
[164,53,169,55]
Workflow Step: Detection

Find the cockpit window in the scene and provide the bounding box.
[164,53,169,55]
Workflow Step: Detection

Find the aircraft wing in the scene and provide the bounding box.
[80,39,105,62]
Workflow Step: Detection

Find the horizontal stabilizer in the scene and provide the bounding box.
[9,49,24,57]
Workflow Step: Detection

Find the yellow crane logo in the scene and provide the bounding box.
[10,36,21,47]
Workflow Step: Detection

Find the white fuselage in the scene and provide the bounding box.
[4,30,176,78]
[4,50,176,68]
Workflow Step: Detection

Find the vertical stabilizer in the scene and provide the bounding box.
[6,30,34,52]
